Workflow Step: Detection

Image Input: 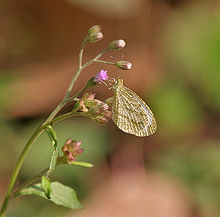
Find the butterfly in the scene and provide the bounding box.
[111,78,157,137]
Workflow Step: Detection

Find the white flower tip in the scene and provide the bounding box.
[118,40,126,48]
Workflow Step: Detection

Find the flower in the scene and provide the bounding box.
[61,139,84,164]
[108,40,126,50]
[94,69,108,83]
[72,91,112,124]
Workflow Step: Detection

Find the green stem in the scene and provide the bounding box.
[64,86,88,103]
[12,168,48,198]
[64,48,109,100]
[94,59,116,65]
[0,126,44,217]
[47,112,82,126]
[0,44,110,217]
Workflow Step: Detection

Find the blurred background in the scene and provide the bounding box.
[0,0,220,216]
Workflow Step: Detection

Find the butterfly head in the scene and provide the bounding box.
[116,77,123,86]
[113,77,124,89]
[94,70,125,90]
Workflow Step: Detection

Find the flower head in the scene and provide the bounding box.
[94,69,108,83]
[61,139,84,164]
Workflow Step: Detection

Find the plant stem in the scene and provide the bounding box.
[64,86,88,103]
[94,59,116,65]
[0,44,109,217]
[0,126,44,217]
[46,112,82,126]
[12,168,49,198]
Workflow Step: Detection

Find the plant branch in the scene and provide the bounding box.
[94,59,116,65]
[0,126,44,217]
[12,168,49,198]
[0,39,110,217]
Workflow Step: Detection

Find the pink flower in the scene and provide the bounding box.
[61,139,84,164]
[94,69,108,83]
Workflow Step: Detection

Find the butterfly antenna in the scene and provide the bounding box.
[100,80,113,89]
[108,77,116,83]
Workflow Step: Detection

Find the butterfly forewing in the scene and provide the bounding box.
[112,78,157,137]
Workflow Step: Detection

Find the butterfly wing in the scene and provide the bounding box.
[112,85,157,137]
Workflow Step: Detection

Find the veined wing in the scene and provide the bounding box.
[112,85,157,137]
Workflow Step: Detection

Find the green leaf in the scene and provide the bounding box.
[46,125,58,148]
[15,181,82,209]
[41,176,51,199]
[70,161,94,168]
[47,147,59,177]
[45,125,59,176]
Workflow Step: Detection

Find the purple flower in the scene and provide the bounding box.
[94,69,108,83]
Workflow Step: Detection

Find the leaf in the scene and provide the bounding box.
[70,161,94,168]
[46,125,58,148]
[45,125,59,176]
[41,176,51,199]
[47,147,59,177]
[15,181,82,209]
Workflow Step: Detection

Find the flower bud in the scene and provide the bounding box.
[82,92,96,101]
[88,101,109,114]
[116,60,132,70]
[108,40,126,50]
[86,77,99,88]
[88,32,103,43]
[78,99,89,112]
[95,110,112,124]
[88,25,102,35]
[87,25,103,43]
